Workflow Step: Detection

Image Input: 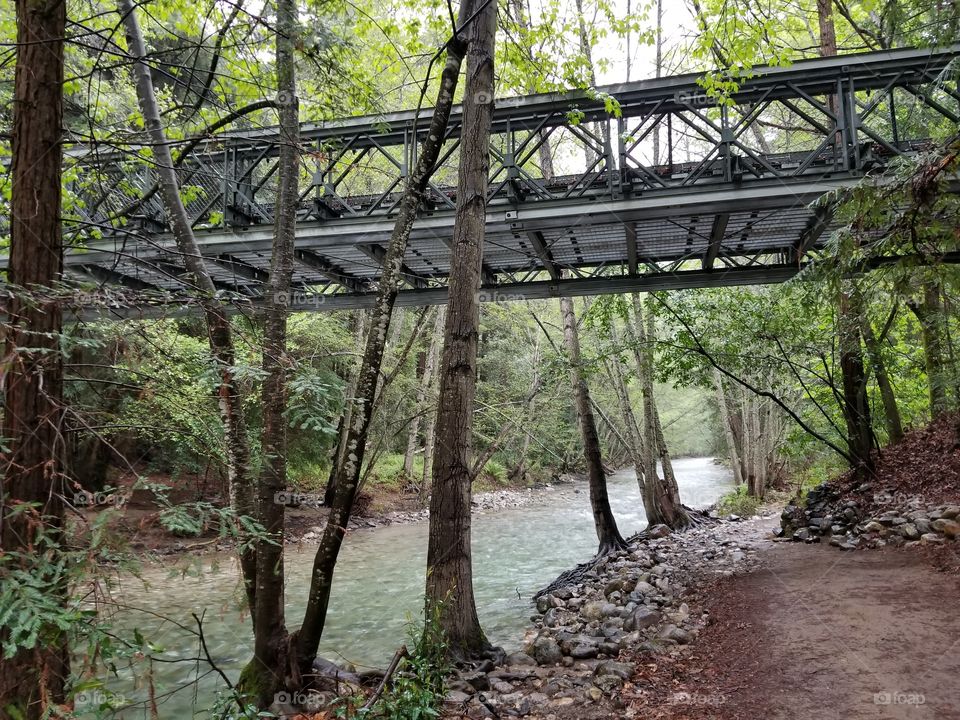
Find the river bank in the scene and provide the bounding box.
[433,511,774,720]
[94,459,738,717]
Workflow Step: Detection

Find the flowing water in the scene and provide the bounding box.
[95,457,733,717]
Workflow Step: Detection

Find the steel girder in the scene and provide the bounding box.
[2,45,959,315]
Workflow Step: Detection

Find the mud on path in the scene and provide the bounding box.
[639,540,960,720]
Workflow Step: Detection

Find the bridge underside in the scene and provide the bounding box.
[69,178,845,316]
[3,45,958,317]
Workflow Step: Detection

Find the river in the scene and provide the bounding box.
[94,457,733,717]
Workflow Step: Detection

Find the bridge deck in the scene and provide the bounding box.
[3,45,959,314]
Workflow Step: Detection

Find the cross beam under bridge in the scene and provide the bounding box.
[4,44,959,316]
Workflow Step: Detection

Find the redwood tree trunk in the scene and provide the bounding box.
[0,0,69,712]
[293,18,470,672]
[560,296,627,553]
[425,0,498,660]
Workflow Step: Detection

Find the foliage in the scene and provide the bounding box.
[359,604,450,720]
[716,485,762,517]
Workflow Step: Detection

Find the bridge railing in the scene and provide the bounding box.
[65,45,958,238]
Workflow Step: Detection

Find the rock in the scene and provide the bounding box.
[535,596,552,614]
[931,518,960,539]
[568,640,599,659]
[623,607,661,632]
[603,579,624,596]
[793,527,816,542]
[900,523,921,540]
[594,661,633,680]
[942,506,960,520]
[507,652,537,667]
[460,671,489,692]
[863,520,886,534]
[921,533,945,545]
[586,686,604,702]
[633,580,656,595]
[531,635,563,666]
[594,674,624,693]
[647,524,671,538]
[445,690,472,705]
[582,601,618,621]
[659,624,691,644]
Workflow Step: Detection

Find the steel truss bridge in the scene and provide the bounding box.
[7,45,960,315]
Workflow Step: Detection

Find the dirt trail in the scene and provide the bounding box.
[677,540,960,720]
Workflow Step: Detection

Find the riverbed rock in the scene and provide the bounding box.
[507,652,537,667]
[581,601,618,621]
[932,518,960,538]
[659,624,691,644]
[900,523,921,540]
[530,635,563,666]
[623,607,661,631]
[445,690,472,705]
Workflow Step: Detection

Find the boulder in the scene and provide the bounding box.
[931,519,960,539]
[899,523,921,540]
[624,607,661,632]
[506,652,537,667]
[530,635,563,666]
[659,624,691,644]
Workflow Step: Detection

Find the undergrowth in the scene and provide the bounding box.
[716,485,762,517]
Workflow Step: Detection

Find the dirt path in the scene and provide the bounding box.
[651,540,960,720]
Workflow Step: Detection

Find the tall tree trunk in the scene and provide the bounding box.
[712,368,745,485]
[560,296,627,553]
[646,309,684,507]
[511,335,540,482]
[242,0,299,704]
[293,16,470,673]
[817,0,873,474]
[604,325,648,499]
[910,280,951,417]
[861,309,904,443]
[627,295,689,528]
[425,0,497,660]
[403,309,437,478]
[0,0,68,712]
[118,0,256,610]
[324,311,369,506]
[839,289,874,474]
[420,308,445,504]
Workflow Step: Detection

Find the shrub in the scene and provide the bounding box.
[716,485,762,517]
